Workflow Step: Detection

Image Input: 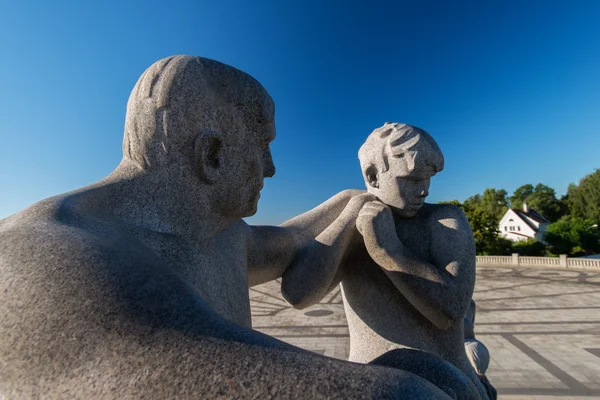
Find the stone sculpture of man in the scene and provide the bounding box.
[282,122,490,399]
[0,56,463,398]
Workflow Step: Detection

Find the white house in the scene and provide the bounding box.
[499,203,550,242]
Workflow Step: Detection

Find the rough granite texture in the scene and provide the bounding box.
[464,300,497,399]
[0,56,457,398]
[282,123,491,399]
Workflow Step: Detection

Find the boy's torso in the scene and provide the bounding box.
[340,204,466,368]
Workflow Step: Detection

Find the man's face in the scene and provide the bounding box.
[371,158,432,218]
[220,122,276,219]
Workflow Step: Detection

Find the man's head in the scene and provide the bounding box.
[358,123,444,218]
[122,55,276,219]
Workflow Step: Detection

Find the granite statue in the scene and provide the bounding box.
[465,300,497,400]
[282,123,490,399]
[1,56,466,398]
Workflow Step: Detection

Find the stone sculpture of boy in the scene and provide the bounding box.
[282,122,489,399]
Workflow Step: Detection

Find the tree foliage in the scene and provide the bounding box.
[480,188,509,223]
[567,169,600,224]
[437,168,599,255]
[462,195,481,213]
[545,216,600,256]
[509,183,563,222]
[509,184,534,210]
[511,238,547,256]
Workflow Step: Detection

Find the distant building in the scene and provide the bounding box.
[499,203,550,242]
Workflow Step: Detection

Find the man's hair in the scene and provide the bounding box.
[358,122,444,180]
[123,55,274,170]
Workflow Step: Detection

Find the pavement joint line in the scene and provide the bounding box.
[249,287,290,304]
[502,333,589,393]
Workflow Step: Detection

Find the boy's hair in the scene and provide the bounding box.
[358,122,444,181]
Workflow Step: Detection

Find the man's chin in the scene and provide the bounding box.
[241,201,259,218]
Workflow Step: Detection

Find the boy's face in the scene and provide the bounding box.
[371,161,432,218]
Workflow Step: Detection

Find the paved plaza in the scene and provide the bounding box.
[250,265,600,399]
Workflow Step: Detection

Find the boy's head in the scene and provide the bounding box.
[358,123,444,217]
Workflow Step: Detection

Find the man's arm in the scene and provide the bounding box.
[246,189,364,287]
[357,202,475,330]
[281,193,375,309]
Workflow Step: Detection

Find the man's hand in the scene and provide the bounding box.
[343,193,378,220]
[357,201,402,259]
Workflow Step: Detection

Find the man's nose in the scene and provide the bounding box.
[263,151,276,178]
[419,188,429,197]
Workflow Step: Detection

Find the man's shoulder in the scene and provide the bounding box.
[218,219,251,249]
[0,196,156,270]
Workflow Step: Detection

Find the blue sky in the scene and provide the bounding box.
[1,0,599,224]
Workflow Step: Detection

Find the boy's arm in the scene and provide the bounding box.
[281,193,374,309]
[357,202,475,330]
[246,189,364,287]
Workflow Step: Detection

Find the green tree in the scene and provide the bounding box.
[526,184,563,222]
[486,236,514,256]
[465,208,497,254]
[511,238,547,256]
[509,183,563,222]
[568,169,600,224]
[463,194,481,212]
[559,194,570,217]
[480,188,509,222]
[545,216,600,256]
[509,184,534,210]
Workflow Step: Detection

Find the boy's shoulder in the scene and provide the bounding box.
[421,203,468,223]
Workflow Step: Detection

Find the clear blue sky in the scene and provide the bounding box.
[1,0,599,224]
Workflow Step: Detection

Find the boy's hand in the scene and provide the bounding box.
[357,201,402,257]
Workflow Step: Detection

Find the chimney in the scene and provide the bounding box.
[523,203,529,213]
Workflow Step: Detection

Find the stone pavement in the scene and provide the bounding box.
[251,265,600,399]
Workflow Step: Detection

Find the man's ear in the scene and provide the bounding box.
[194,130,222,184]
[363,164,379,189]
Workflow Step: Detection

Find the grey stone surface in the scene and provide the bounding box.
[0,56,458,398]
[282,123,489,399]
[465,300,497,399]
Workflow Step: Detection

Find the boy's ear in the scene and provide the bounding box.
[364,165,379,188]
[194,130,222,184]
